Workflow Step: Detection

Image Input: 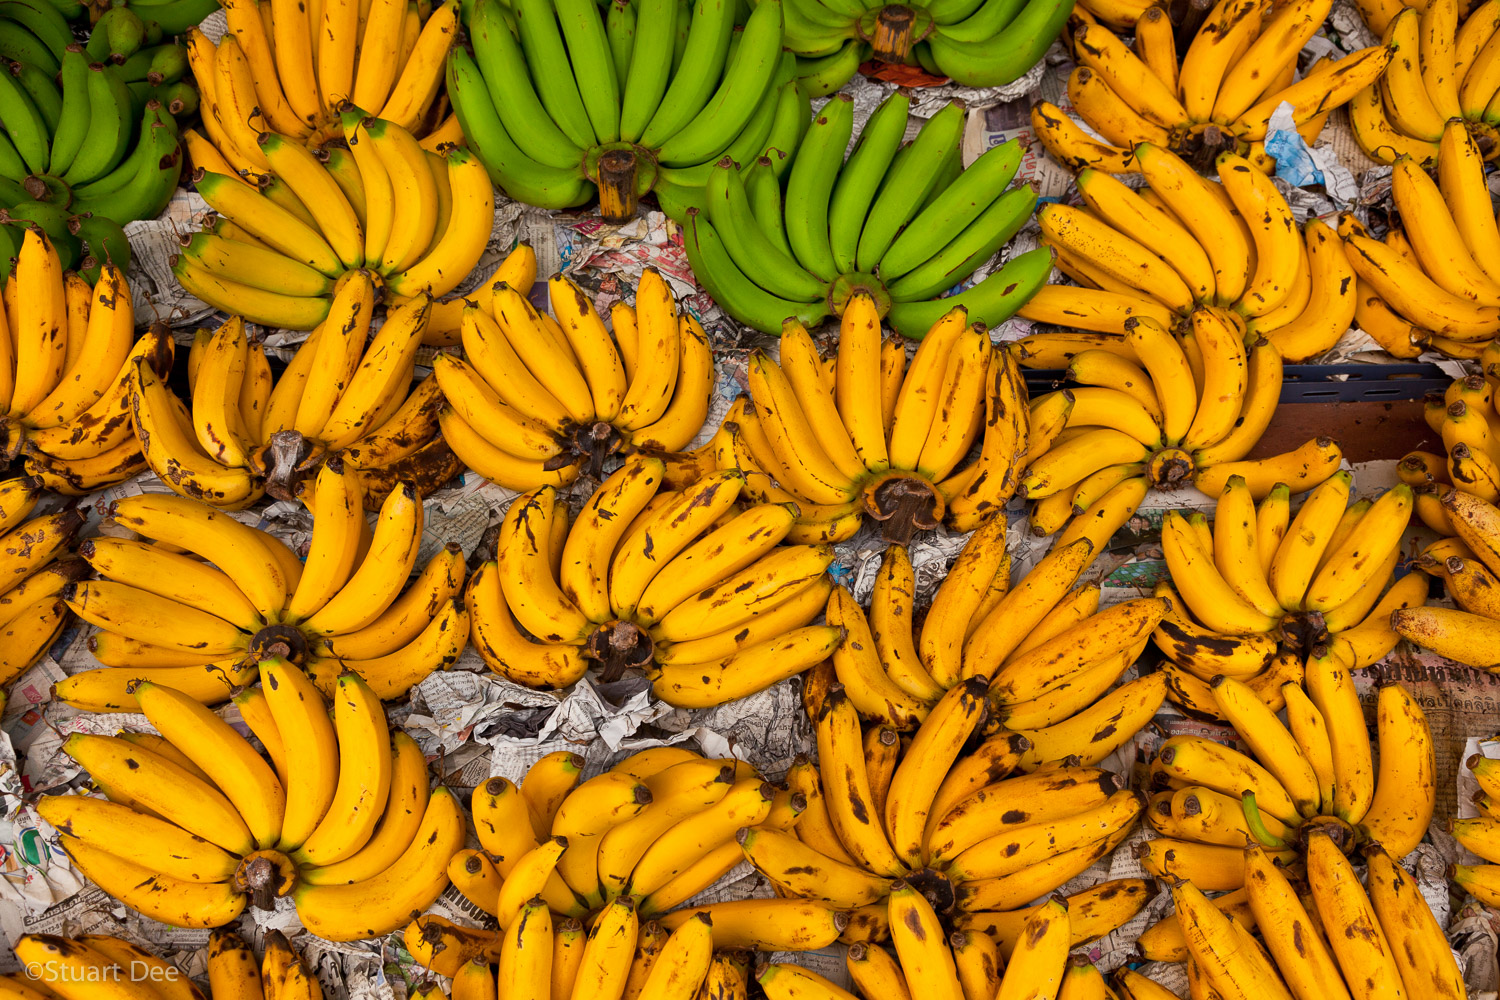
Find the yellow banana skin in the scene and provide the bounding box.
[293,787,465,940]
[1366,844,1464,1000]
[1306,829,1408,1000]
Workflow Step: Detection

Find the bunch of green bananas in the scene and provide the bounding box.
[0,3,188,231]
[681,90,1051,338]
[448,0,807,222]
[777,0,1074,92]
[87,0,222,38]
[0,200,130,282]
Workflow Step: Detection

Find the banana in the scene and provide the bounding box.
[739,827,891,907]
[888,881,966,1000]
[1344,233,1500,339]
[1066,64,1172,148]
[1136,145,1251,307]
[292,672,392,867]
[1171,876,1296,1000]
[1365,844,1463,999]
[294,787,464,940]
[824,585,929,728]
[1153,735,1300,825]
[993,896,1069,1000]
[558,456,663,623]
[631,778,772,896]
[1161,511,1280,633]
[1071,21,1187,129]
[1358,682,1435,859]
[1211,677,1322,817]
[302,481,422,635]
[35,794,237,884]
[816,686,905,876]
[1038,203,1196,313]
[1306,828,1406,1000]
[133,681,285,850]
[300,731,428,885]
[960,535,1094,681]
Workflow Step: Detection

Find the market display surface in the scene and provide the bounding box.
[8,0,1500,995]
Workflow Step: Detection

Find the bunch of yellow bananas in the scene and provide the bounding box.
[1398,370,1500,529]
[134,274,457,509]
[734,679,1148,937]
[467,457,838,702]
[413,910,830,1000]
[1338,125,1500,359]
[701,298,1029,543]
[1153,473,1421,715]
[1033,0,1389,173]
[38,665,464,937]
[1451,755,1500,907]
[1350,0,1500,163]
[54,483,468,709]
[423,911,766,1000]
[827,516,1170,749]
[173,113,493,330]
[0,229,156,495]
[441,750,790,923]
[401,746,853,994]
[182,0,457,173]
[437,269,713,491]
[835,892,1082,1000]
[1391,489,1500,667]
[10,929,319,1000]
[1139,676,1434,895]
[1017,314,1344,518]
[0,475,84,689]
[1025,142,1360,363]
[1140,834,1461,1000]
